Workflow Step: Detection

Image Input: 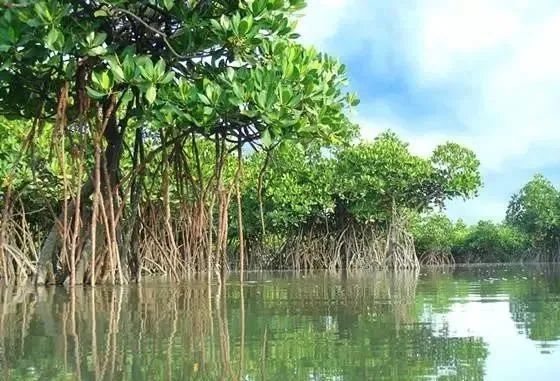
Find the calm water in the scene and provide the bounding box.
[1,265,560,380]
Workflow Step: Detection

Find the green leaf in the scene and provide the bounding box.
[347,92,360,107]
[110,65,125,83]
[232,82,244,101]
[163,0,174,10]
[139,58,154,81]
[91,71,103,88]
[261,129,272,147]
[45,28,63,50]
[239,19,249,35]
[122,55,136,80]
[99,71,112,90]
[92,32,107,46]
[210,19,221,32]
[288,94,302,107]
[257,91,267,109]
[232,13,241,34]
[86,86,107,99]
[226,67,235,82]
[251,0,266,15]
[87,46,107,56]
[94,9,108,17]
[220,15,230,30]
[227,95,241,106]
[154,58,166,80]
[160,71,175,84]
[197,93,212,106]
[145,85,157,104]
[34,2,53,23]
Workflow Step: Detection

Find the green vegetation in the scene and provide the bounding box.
[506,174,560,261]
[0,0,558,286]
[413,215,529,264]
[0,0,484,284]
[0,0,356,284]
[2,2,560,381]
[240,132,481,270]
[413,174,560,264]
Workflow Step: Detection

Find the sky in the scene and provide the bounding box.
[297,0,560,223]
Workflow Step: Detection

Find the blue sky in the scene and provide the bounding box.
[297,0,560,223]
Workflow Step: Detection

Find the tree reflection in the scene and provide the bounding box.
[509,265,560,345]
[0,271,489,380]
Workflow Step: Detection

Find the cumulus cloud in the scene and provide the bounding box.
[297,0,352,48]
[298,0,560,222]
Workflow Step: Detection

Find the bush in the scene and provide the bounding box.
[413,215,530,264]
[453,221,529,263]
[412,214,456,256]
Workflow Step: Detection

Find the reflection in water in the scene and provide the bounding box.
[508,265,560,345]
[0,266,560,380]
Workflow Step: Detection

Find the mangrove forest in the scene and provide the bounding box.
[2,1,560,381]
[1,1,559,285]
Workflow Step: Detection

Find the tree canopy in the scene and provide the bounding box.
[506,174,560,259]
[0,0,359,284]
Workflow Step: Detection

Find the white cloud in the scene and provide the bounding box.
[413,0,522,82]
[297,0,352,48]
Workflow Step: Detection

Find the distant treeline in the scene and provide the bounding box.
[414,174,560,264]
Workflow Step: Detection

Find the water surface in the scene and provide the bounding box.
[1,265,560,380]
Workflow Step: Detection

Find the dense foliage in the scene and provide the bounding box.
[242,132,480,234]
[0,0,358,283]
[1,0,557,285]
[413,214,529,263]
[334,132,480,222]
[238,132,481,269]
[506,174,560,260]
